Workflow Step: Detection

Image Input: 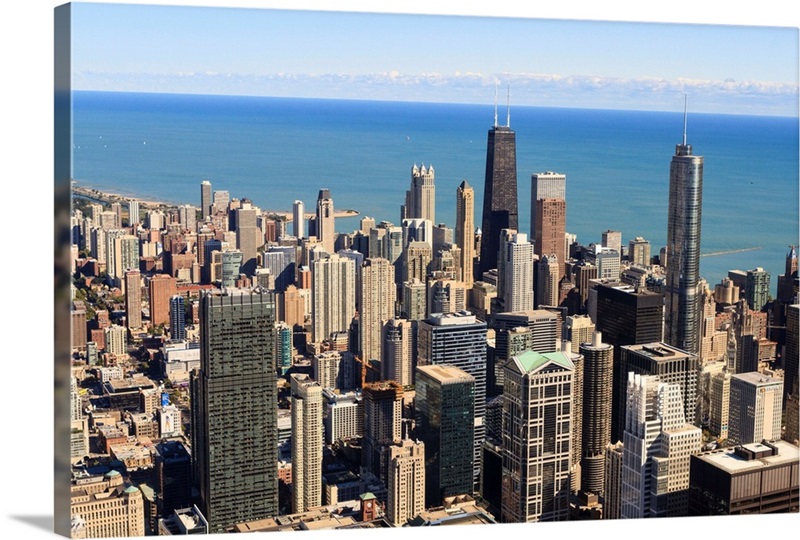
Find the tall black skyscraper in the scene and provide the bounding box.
[665,98,704,355]
[192,288,278,533]
[479,95,518,275]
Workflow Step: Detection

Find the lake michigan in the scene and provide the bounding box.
[71,91,798,294]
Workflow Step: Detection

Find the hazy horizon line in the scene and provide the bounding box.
[72,86,799,119]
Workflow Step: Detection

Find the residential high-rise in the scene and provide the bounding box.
[220,250,243,289]
[493,310,558,354]
[128,198,140,226]
[744,267,771,311]
[530,171,566,241]
[579,332,614,495]
[401,278,427,321]
[236,205,259,275]
[536,254,560,309]
[501,350,575,522]
[291,373,323,513]
[381,318,414,387]
[112,234,140,280]
[213,190,229,215]
[415,364,475,508]
[292,200,305,239]
[501,232,534,312]
[324,389,363,444]
[149,274,177,327]
[455,180,475,287]
[124,269,142,330]
[403,164,435,224]
[427,278,469,316]
[191,288,278,533]
[403,241,432,284]
[628,236,651,266]
[566,314,595,352]
[479,111,518,275]
[728,372,783,445]
[361,381,404,481]
[170,295,186,341]
[311,253,356,344]
[603,441,625,519]
[386,439,426,526]
[178,204,197,233]
[316,188,335,254]
[359,258,396,362]
[417,312,487,484]
[263,245,296,292]
[620,373,702,518]
[664,103,704,355]
[534,198,566,273]
[200,180,212,219]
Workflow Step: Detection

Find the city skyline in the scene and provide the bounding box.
[31,3,796,533]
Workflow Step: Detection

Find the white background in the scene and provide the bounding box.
[2,1,797,539]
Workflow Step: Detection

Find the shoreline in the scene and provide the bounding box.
[71,182,359,220]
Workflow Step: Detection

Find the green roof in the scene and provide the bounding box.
[359,492,377,501]
[123,486,140,494]
[514,350,573,373]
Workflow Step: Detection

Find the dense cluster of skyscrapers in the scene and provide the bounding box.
[67,98,799,537]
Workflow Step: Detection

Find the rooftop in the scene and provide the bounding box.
[694,440,799,474]
[511,350,574,374]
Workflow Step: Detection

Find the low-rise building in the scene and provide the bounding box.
[70,470,145,538]
[688,440,799,515]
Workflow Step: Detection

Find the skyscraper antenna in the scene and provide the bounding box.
[494,80,498,128]
[506,82,511,128]
[682,94,688,146]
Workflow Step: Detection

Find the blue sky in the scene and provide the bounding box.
[68,1,799,115]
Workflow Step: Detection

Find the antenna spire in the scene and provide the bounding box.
[494,80,498,128]
[682,94,688,146]
[506,82,511,128]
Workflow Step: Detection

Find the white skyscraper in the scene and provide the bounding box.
[502,232,534,313]
[620,373,702,519]
[359,258,396,362]
[128,199,140,226]
[311,253,356,344]
[728,372,783,445]
[292,200,305,239]
[291,374,323,514]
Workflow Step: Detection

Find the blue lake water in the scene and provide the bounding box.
[72,91,799,293]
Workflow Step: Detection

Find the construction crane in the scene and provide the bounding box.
[353,354,380,388]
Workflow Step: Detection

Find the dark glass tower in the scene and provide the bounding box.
[480,122,518,275]
[415,364,475,508]
[417,312,487,486]
[665,102,703,355]
[192,288,278,533]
